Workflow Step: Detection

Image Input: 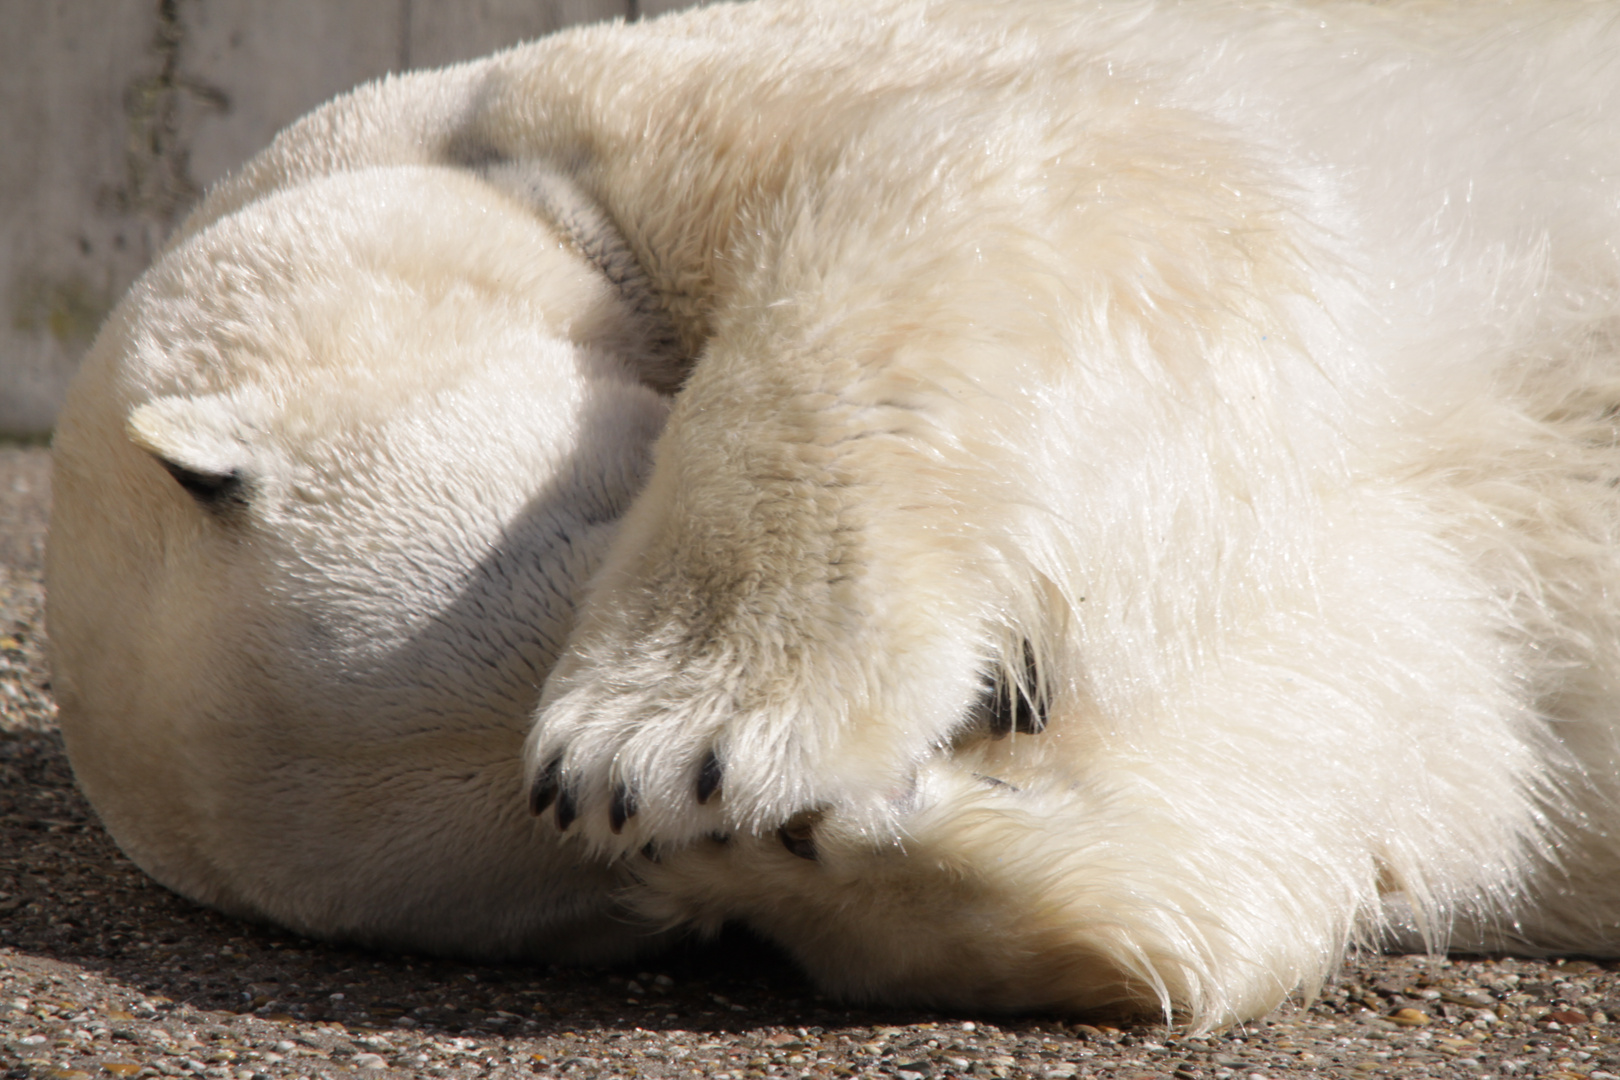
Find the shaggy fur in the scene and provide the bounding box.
[47,0,1620,1027]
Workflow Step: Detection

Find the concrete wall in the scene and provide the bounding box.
[1,0,697,437]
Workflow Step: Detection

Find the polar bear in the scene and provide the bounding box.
[47,0,1620,1028]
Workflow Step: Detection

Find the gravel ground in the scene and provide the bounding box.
[7,443,1620,1080]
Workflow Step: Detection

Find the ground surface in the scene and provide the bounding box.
[6,443,1620,1080]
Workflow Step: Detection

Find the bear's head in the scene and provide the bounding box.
[47,164,673,959]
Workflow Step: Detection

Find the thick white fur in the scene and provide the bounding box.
[48,0,1620,1028]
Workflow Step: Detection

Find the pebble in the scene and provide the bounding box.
[1390,1007,1433,1026]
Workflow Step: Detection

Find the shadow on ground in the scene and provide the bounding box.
[0,725,958,1040]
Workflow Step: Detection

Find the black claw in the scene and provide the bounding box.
[1013,692,1046,735]
[554,787,578,831]
[529,757,561,816]
[984,641,1046,737]
[609,784,637,834]
[640,842,661,863]
[696,750,724,804]
[1016,640,1048,734]
[778,810,822,861]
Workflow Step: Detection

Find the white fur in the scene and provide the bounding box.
[48,0,1620,1028]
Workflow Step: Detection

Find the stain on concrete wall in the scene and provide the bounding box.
[9,272,113,351]
[110,0,231,235]
[1,0,692,437]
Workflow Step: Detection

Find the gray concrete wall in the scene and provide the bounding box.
[1,0,697,437]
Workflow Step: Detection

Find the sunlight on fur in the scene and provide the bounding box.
[46,0,1620,1029]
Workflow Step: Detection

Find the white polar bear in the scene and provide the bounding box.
[46,0,1620,1029]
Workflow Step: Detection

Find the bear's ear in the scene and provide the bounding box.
[126,394,257,514]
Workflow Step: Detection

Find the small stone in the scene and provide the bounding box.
[1441,991,1495,1009]
[102,1065,143,1076]
[352,1053,386,1070]
[1389,1008,1432,1027]
[1547,1010,1588,1026]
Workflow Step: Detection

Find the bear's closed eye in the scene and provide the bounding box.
[156,460,248,513]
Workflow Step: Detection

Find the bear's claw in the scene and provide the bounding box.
[609,784,638,833]
[696,750,724,805]
[778,810,822,861]
[985,643,1046,738]
[529,757,561,816]
[553,787,578,831]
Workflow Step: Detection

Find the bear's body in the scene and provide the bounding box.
[47,0,1620,1026]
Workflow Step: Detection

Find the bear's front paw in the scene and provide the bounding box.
[522,642,1047,857]
[522,666,866,855]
